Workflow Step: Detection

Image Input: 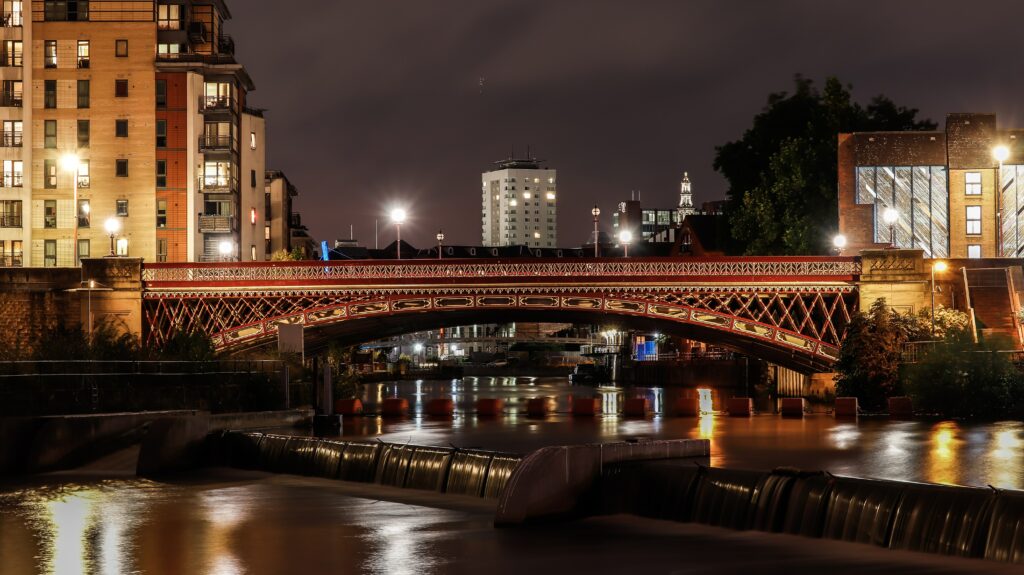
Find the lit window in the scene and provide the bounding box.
[533,232,541,238]
[116,199,128,216]
[250,131,256,150]
[965,172,982,195]
[116,238,129,256]
[250,207,256,224]
[966,205,982,235]
[968,245,982,258]
[510,199,517,207]
[546,192,555,200]
[523,192,530,199]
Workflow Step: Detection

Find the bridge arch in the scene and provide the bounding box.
[140,257,860,373]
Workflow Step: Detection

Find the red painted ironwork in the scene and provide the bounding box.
[141,257,860,368]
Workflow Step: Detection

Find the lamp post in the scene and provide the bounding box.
[61,154,80,265]
[994,145,1010,256]
[436,229,444,260]
[103,216,120,256]
[931,260,948,338]
[883,207,899,248]
[591,205,600,258]
[619,230,632,257]
[832,234,847,256]
[218,239,233,262]
[390,208,406,259]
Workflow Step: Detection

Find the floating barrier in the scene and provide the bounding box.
[834,397,858,417]
[526,397,553,416]
[623,398,649,417]
[380,398,409,417]
[726,397,752,416]
[475,398,504,416]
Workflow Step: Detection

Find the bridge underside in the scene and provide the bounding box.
[143,287,857,373]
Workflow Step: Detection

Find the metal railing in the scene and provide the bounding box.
[0,174,23,187]
[0,253,22,267]
[198,214,236,233]
[199,134,234,151]
[199,95,235,112]
[0,214,21,227]
[142,257,863,284]
[0,94,22,107]
[197,175,239,194]
[0,132,22,147]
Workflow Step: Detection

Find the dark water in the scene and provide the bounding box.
[2,375,1023,574]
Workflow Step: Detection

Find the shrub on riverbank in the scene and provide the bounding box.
[835,299,908,411]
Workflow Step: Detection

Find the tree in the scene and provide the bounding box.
[905,336,1019,419]
[715,75,936,254]
[270,248,305,261]
[159,327,216,361]
[835,298,911,411]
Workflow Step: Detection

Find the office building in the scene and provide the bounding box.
[481,155,556,248]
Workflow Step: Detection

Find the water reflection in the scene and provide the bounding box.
[926,421,961,485]
[988,421,1023,489]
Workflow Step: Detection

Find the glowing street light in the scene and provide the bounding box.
[218,239,233,262]
[390,208,407,259]
[104,216,120,256]
[833,234,847,255]
[882,207,899,248]
[436,229,445,260]
[619,230,633,257]
[931,260,948,337]
[591,205,601,258]
[994,145,1010,166]
[61,153,81,264]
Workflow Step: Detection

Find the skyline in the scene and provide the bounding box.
[231,0,1024,247]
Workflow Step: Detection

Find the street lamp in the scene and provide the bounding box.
[103,216,120,256]
[619,230,633,257]
[931,260,948,338]
[591,205,600,258]
[994,145,1010,256]
[390,208,406,259]
[994,145,1010,166]
[218,239,233,262]
[882,207,899,248]
[61,154,80,265]
[436,229,444,260]
[832,234,847,256]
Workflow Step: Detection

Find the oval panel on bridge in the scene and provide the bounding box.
[646,304,689,319]
[392,299,431,311]
[306,307,347,324]
[349,302,389,315]
[519,296,558,307]
[605,300,645,313]
[690,311,730,327]
[731,320,773,339]
[223,324,264,344]
[477,296,515,307]
[434,297,474,308]
[562,297,601,309]
[776,331,816,351]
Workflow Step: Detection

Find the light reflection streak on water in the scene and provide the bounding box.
[988,421,1023,489]
[200,488,252,575]
[829,424,860,450]
[926,421,960,486]
[45,490,95,575]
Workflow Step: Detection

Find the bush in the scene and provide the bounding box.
[835,298,909,411]
[905,336,1021,419]
[159,328,216,361]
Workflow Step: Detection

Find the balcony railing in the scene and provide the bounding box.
[0,94,22,108]
[199,96,235,113]
[198,175,239,194]
[0,55,21,67]
[188,21,208,43]
[1,175,23,187]
[199,135,233,151]
[218,35,235,55]
[0,215,20,227]
[199,215,236,233]
[0,254,23,267]
[0,12,22,27]
[0,133,21,147]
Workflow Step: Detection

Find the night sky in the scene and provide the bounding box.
[230,0,1024,249]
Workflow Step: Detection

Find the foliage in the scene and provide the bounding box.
[835,299,910,411]
[159,327,216,361]
[715,75,935,254]
[270,247,306,261]
[905,336,1020,419]
[34,318,142,361]
[901,305,972,342]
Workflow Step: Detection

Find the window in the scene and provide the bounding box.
[116,198,128,216]
[155,79,166,107]
[77,199,89,227]
[114,79,127,97]
[115,237,128,256]
[115,159,127,177]
[156,119,166,147]
[76,239,88,264]
[44,80,56,108]
[76,40,89,68]
[203,161,231,188]
[966,205,982,235]
[115,119,127,137]
[0,200,22,227]
[43,239,56,267]
[157,4,180,29]
[965,172,982,195]
[156,159,166,187]
[3,40,22,67]
[157,43,180,57]
[2,80,21,106]
[968,245,982,259]
[203,82,231,108]
[77,161,89,187]
[44,120,56,148]
[115,39,127,57]
[156,199,167,228]
[43,0,88,21]
[77,119,89,148]
[44,40,56,67]
[250,131,256,150]
[2,120,21,146]
[44,200,56,228]
[156,238,167,262]
[250,169,256,188]
[5,160,21,187]
[44,159,56,188]
[77,79,89,108]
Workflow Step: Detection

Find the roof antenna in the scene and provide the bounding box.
[526,144,531,159]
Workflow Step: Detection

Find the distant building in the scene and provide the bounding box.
[838,113,1024,259]
[677,172,695,220]
[481,156,557,248]
[264,170,314,258]
[612,173,708,244]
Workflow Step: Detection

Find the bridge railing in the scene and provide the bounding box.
[141,257,862,285]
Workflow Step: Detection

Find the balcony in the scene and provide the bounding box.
[218,35,235,56]
[0,253,22,267]
[0,214,20,227]
[199,95,235,114]
[188,21,208,43]
[198,175,238,194]
[199,214,236,233]
[199,134,233,152]
[0,94,22,108]
[0,133,21,147]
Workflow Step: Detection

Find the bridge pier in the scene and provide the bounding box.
[857,249,930,314]
[80,258,145,341]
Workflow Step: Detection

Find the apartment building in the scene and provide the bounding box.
[838,113,1024,259]
[0,0,266,267]
[481,155,557,248]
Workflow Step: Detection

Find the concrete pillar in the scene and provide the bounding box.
[80,258,144,341]
[856,249,930,314]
